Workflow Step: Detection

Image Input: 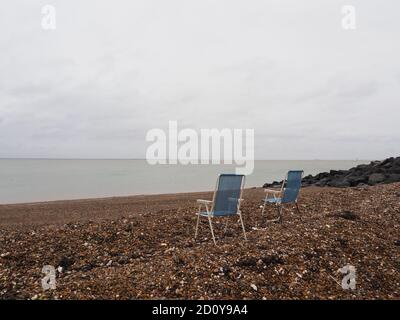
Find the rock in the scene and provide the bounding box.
[262,180,282,188]
[387,174,400,183]
[263,156,400,188]
[335,211,359,221]
[329,170,346,176]
[81,263,96,272]
[1,252,10,258]
[261,255,284,266]
[368,173,386,185]
[237,257,258,267]
[58,256,74,271]
[370,160,381,166]
[347,176,368,187]
[380,157,394,167]
[356,183,369,188]
[388,167,400,174]
[315,178,329,187]
[327,179,350,188]
[393,158,400,166]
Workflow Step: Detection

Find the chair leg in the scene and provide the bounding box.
[261,199,267,216]
[238,213,247,240]
[194,213,201,239]
[207,215,216,245]
[277,205,282,222]
[295,202,301,214]
[224,217,229,233]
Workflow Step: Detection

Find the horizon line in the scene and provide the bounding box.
[0,157,372,161]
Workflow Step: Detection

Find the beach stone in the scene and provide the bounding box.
[336,211,359,221]
[250,284,258,291]
[1,252,10,258]
[2,182,400,300]
[58,256,74,270]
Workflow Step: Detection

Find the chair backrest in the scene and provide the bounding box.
[212,174,245,216]
[281,170,303,203]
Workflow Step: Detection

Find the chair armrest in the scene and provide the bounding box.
[197,199,212,204]
[197,199,213,215]
[264,189,281,195]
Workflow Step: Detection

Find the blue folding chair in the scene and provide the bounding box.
[195,174,247,245]
[262,170,304,222]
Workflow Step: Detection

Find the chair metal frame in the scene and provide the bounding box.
[195,174,247,245]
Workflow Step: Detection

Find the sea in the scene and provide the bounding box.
[0,159,369,204]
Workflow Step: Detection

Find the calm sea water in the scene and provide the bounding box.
[0,159,368,204]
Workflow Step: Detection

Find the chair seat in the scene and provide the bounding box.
[265,197,282,204]
[198,211,210,217]
[198,211,238,217]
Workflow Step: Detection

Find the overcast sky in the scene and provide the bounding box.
[0,0,399,160]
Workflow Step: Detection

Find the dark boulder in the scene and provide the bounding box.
[262,180,282,188]
[347,176,368,187]
[394,158,400,167]
[315,178,329,187]
[315,172,330,180]
[327,179,351,188]
[388,167,400,174]
[387,174,400,183]
[368,173,386,185]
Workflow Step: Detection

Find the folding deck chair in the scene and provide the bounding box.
[195,174,247,245]
[262,170,304,222]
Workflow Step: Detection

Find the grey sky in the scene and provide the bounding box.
[0,0,399,159]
